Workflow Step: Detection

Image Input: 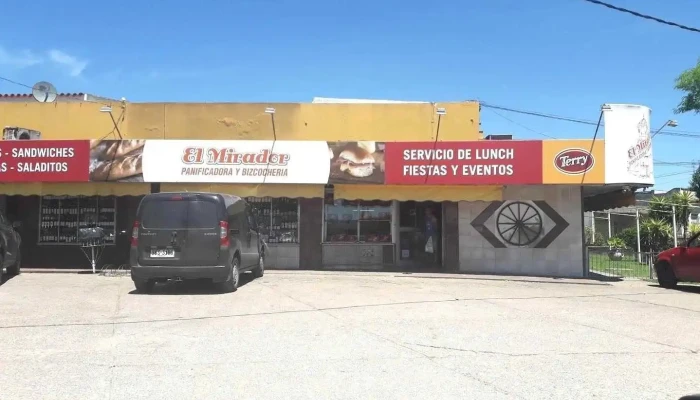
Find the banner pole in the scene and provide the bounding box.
[580,108,604,185]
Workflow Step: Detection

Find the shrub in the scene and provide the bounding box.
[607,237,626,249]
[614,220,674,252]
[688,223,700,236]
[616,228,639,250]
[640,218,674,252]
[648,196,674,225]
[585,226,605,245]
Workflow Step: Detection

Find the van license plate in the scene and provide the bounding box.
[150,249,175,258]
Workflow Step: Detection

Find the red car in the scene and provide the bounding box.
[654,231,700,288]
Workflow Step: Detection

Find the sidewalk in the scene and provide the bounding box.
[19,267,612,286]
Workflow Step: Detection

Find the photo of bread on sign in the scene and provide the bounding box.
[327,141,386,184]
[89,139,146,182]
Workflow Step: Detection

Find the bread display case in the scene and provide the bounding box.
[38,196,117,245]
[324,200,392,243]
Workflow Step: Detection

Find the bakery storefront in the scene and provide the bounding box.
[0,103,651,277]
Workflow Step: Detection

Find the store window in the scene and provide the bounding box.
[246,197,299,244]
[39,196,117,245]
[325,200,392,243]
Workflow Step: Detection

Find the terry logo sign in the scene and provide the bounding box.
[554,148,594,175]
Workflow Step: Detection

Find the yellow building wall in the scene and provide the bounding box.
[0,100,487,198]
[0,102,126,139]
[0,101,481,141]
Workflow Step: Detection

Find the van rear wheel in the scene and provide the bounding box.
[134,280,155,294]
[253,256,264,278]
[6,252,21,276]
[219,257,240,293]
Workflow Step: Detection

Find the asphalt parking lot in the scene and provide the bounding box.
[1,271,699,400]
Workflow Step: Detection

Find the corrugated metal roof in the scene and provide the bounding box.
[0,92,84,98]
[312,97,430,104]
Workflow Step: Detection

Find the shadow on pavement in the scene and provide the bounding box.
[0,272,18,287]
[273,269,620,285]
[584,272,624,282]
[647,283,700,294]
[392,271,618,285]
[127,272,256,295]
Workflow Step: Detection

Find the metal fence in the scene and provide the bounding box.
[586,246,658,280]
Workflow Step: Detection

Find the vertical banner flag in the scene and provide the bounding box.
[602,104,653,185]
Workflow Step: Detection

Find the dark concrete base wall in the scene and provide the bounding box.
[442,201,460,272]
[298,198,323,269]
[6,195,460,272]
[7,195,142,269]
[321,243,394,267]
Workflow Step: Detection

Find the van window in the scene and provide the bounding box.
[141,200,219,229]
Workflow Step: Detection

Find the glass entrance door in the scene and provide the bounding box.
[398,201,442,270]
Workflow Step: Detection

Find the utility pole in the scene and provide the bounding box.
[672,205,678,247]
[636,208,641,263]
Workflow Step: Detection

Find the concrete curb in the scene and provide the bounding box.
[18,268,614,286]
[21,269,102,274]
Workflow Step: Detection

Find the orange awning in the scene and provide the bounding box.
[0,182,503,201]
[159,183,324,198]
[333,184,503,201]
[0,183,151,196]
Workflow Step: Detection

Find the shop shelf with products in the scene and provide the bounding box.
[38,196,117,245]
[270,197,299,244]
[247,197,272,240]
[246,197,299,244]
[38,197,62,244]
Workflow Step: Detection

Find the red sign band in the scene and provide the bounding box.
[0,140,90,182]
[384,141,543,185]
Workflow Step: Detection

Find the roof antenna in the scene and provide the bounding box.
[424,106,446,184]
[31,81,58,103]
[261,107,277,186]
[99,106,124,140]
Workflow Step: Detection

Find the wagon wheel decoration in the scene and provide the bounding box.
[496,201,543,247]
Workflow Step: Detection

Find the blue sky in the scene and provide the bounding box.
[1,0,699,190]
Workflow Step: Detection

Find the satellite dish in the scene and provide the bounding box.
[31,81,58,103]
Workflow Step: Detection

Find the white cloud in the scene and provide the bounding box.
[0,45,89,78]
[0,46,43,68]
[47,49,88,77]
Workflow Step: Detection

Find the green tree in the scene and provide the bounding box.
[647,193,693,239]
[648,196,673,225]
[674,59,700,114]
[671,191,694,240]
[640,218,673,252]
[614,220,674,253]
[690,165,700,201]
[689,223,700,237]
